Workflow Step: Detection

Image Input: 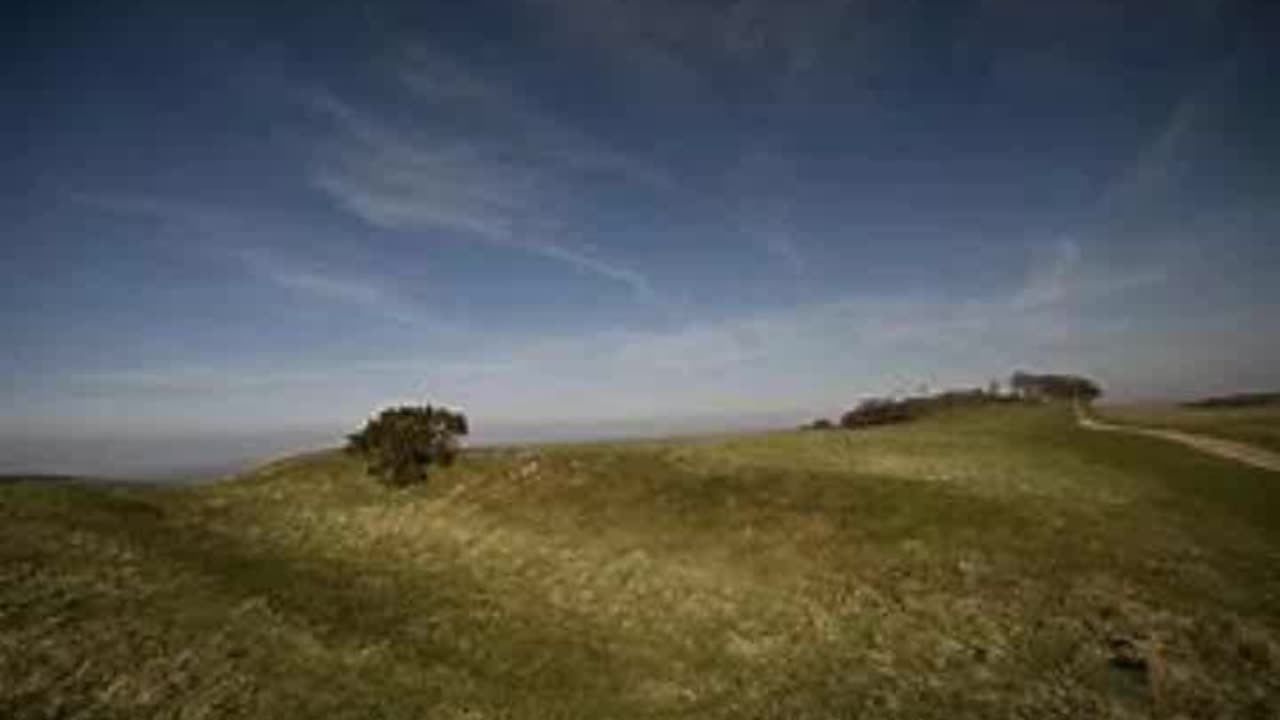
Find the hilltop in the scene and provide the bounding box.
[4,404,1279,718]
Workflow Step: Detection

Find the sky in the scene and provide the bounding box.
[4,0,1279,475]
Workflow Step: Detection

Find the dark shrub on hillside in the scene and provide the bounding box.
[805,418,835,430]
[346,404,469,487]
[1010,371,1102,402]
[836,386,1020,431]
[903,387,1022,411]
[840,398,916,429]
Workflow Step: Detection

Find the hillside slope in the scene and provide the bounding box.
[3,406,1279,718]
[1097,401,1280,455]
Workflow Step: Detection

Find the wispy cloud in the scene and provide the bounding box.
[728,149,808,276]
[61,237,1180,424]
[1011,238,1167,311]
[70,367,337,395]
[397,48,675,191]
[760,230,806,276]
[739,197,806,277]
[73,191,434,326]
[1093,56,1239,223]
[235,249,427,326]
[71,192,244,233]
[522,0,861,87]
[306,51,667,299]
[405,239,1174,420]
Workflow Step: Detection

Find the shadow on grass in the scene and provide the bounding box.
[4,481,670,717]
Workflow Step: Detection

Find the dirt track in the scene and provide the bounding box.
[1077,405,1280,473]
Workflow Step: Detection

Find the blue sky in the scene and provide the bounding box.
[4,0,1279,472]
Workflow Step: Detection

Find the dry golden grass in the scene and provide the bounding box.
[4,404,1279,718]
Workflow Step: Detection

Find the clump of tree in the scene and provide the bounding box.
[804,418,835,430]
[901,387,1017,413]
[840,398,917,429]
[1009,371,1102,403]
[833,381,1029,431]
[346,404,469,487]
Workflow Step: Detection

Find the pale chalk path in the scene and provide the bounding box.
[1076,403,1280,473]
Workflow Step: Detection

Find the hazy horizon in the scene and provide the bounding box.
[6,1,1279,477]
[0,409,822,479]
[4,385,1273,479]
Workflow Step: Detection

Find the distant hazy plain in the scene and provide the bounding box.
[0,413,802,481]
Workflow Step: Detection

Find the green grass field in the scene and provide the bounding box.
[4,405,1279,718]
[1096,401,1280,454]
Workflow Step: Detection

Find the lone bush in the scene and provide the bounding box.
[346,404,469,487]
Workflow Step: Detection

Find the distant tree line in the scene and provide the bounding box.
[344,372,1108,489]
[1009,371,1102,402]
[837,397,917,429]
[1182,391,1280,409]
[806,371,1103,431]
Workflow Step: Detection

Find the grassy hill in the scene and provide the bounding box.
[1096,400,1280,454]
[3,405,1279,718]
